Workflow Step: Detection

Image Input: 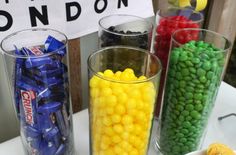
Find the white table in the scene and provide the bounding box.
[0,82,235,155]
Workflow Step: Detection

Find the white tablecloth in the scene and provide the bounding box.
[0,82,235,155]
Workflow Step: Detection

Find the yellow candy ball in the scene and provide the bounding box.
[124,68,134,74]
[121,115,133,125]
[126,98,137,109]
[115,71,122,79]
[124,124,134,132]
[99,79,110,88]
[105,107,114,115]
[114,146,123,154]
[115,105,126,115]
[112,135,122,144]
[101,87,112,96]
[104,127,115,136]
[111,114,121,124]
[104,69,114,78]
[113,124,123,133]
[129,149,139,155]
[105,95,117,107]
[117,92,128,103]
[103,117,112,126]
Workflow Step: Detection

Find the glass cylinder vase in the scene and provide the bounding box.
[88,46,162,155]
[1,28,74,155]
[156,28,231,155]
[154,7,203,116]
[98,14,153,50]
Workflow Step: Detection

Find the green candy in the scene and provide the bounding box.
[202,61,211,70]
[197,68,206,76]
[179,52,188,61]
[181,68,189,76]
[190,110,201,119]
[185,92,193,99]
[160,41,225,155]
[185,104,194,111]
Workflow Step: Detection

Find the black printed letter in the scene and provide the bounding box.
[118,0,128,8]
[29,5,49,27]
[94,0,107,14]
[0,10,13,31]
[66,2,82,21]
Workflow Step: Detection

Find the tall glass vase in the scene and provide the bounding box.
[156,28,231,155]
[1,28,74,155]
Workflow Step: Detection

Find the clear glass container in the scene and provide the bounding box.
[1,28,74,155]
[98,14,153,50]
[88,46,162,155]
[154,7,203,116]
[155,28,231,155]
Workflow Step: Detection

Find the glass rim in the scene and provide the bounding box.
[87,46,162,84]
[158,7,204,24]
[0,28,68,58]
[98,14,153,37]
[171,28,231,52]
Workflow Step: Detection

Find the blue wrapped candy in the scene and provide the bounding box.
[14,35,72,155]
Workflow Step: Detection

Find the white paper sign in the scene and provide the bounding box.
[0,0,154,40]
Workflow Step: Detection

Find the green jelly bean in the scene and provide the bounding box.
[200,53,210,60]
[189,67,196,73]
[182,110,190,117]
[199,76,207,83]
[181,68,189,76]
[197,68,206,76]
[181,129,188,135]
[194,93,203,100]
[169,69,176,77]
[179,52,188,61]
[194,100,201,104]
[179,115,185,122]
[183,121,192,128]
[192,57,200,64]
[195,104,203,111]
[172,146,181,153]
[202,61,211,71]
[185,116,192,121]
[186,60,194,67]
[195,89,204,93]
[184,76,192,81]
[179,62,186,68]
[179,138,187,143]
[176,105,184,111]
[176,133,185,138]
[171,51,180,65]
[185,92,193,99]
[197,84,204,89]
[186,86,194,92]
[186,99,193,104]
[197,41,204,46]
[191,73,197,79]
[179,80,186,87]
[176,72,182,80]
[193,79,200,84]
[185,104,194,111]
[190,110,201,119]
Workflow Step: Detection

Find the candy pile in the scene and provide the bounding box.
[100,26,149,49]
[155,15,200,62]
[154,15,200,115]
[159,41,225,155]
[89,68,156,155]
[14,36,73,155]
[207,143,235,155]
